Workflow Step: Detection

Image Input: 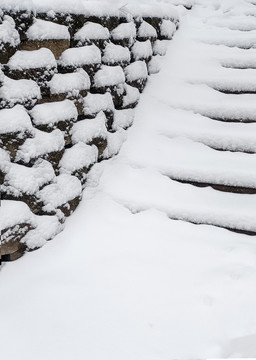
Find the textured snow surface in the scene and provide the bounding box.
[15,129,65,163]
[83,92,114,116]
[2,1,256,360]
[125,60,148,81]
[60,142,98,173]
[132,40,153,61]
[0,0,180,18]
[0,105,33,134]
[0,15,20,47]
[58,45,101,67]
[48,69,91,94]
[93,65,125,87]
[111,22,136,40]
[30,100,78,125]
[3,159,55,195]
[160,19,176,39]
[39,174,82,209]
[22,215,63,249]
[71,111,108,144]
[153,39,169,56]
[26,19,70,41]
[122,83,140,107]
[112,108,135,130]
[138,21,157,39]
[0,77,41,105]
[0,200,35,230]
[7,48,57,70]
[102,43,130,65]
[74,22,109,41]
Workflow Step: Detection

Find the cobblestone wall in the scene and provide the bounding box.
[0,6,179,262]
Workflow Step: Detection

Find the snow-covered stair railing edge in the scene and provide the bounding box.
[0,1,182,262]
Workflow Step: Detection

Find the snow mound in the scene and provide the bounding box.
[58,45,101,67]
[138,21,157,39]
[15,129,65,163]
[30,100,77,126]
[124,61,148,81]
[160,20,176,39]
[22,214,63,249]
[132,40,153,61]
[83,92,114,116]
[103,128,127,158]
[39,174,82,209]
[122,83,140,108]
[112,108,135,131]
[111,22,136,41]
[102,42,130,65]
[0,76,41,106]
[0,15,20,48]
[7,48,57,70]
[71,111,108,144]
[4,159,55,196]
[0,105,33,135]
[48,69,90,95]
[93,65,125,87]
[26,18,70,41]
[0,200,35,231]
[74,22,109,42]
[60,142,98,173]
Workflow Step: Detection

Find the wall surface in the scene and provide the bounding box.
[0,3,179,261]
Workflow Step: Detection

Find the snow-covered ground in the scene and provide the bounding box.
[1,0,256,358]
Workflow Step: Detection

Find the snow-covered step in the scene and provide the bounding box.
[194,25,256,49]
[139,100,256,153]
[206,15,256,31]
[158,82,256,122]
[123,136,256,191]
[99,162,256,234]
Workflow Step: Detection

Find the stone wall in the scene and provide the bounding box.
[0,4,179,262]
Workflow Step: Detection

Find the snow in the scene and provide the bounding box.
[3,159,55,196]
[122,83,140,107]
[112,108,135,130]
[74,22,109,42]
[22,215,64,249]
[138,21,157,39]
[0,0,179,18]
[102,42,130,65]
[132,40,153,61]
[0,76,41,106]
[30,100,77,125]
[48,70,90,95]
[7,48,57,70]
[0,15,20,48]
[160,19,176,39]
[0,200,35,231]
[3,1,256,359]
[147,55,161,74]
[26,18,70,41]
[83,92,114,116]
[58,45,101,67]
[125,3,179,20]
[111,22,136,41]
[71,111,108,144]
[15,129,65,163]
[124,60,148,81]
[39,173,82,210]
[103,128,127,158]
[0,148,10,174]
[93,65,125,88]
[59,142,98,173]
[153,39,169,56]
[0,105,33,135]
